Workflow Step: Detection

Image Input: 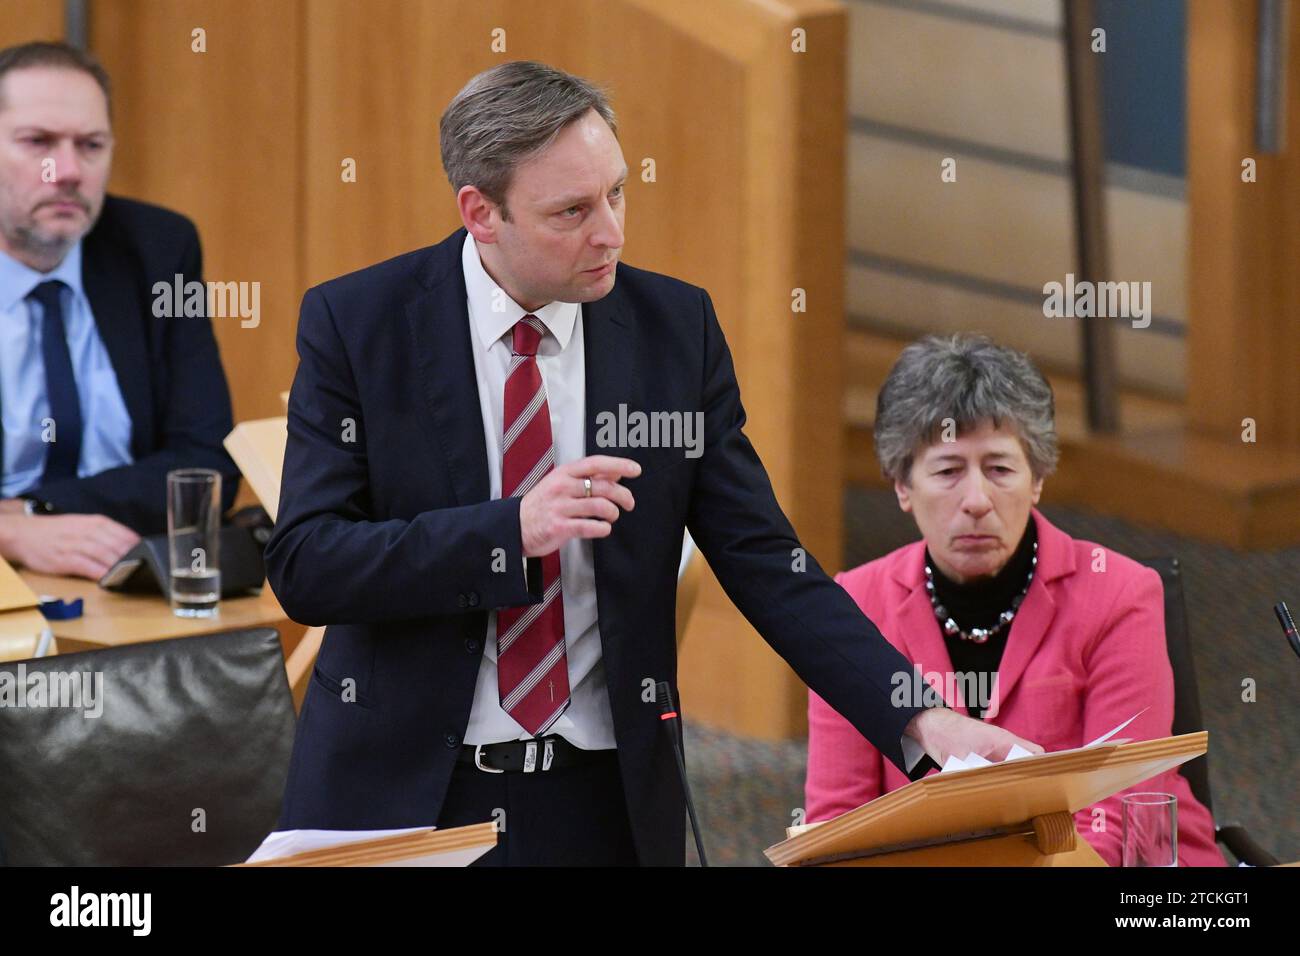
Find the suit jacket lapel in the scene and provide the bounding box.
[581,289,635,469]
[582,285,635,690]
[405,232,489,507]
[988,509,1069,716]
[82,232,153,458]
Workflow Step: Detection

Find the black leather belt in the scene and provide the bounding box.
[458,736,615,773]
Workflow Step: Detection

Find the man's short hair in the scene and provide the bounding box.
[439,60,616,221]
[0,40,113,117]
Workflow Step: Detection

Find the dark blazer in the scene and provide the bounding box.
[5,195,239,534]
[265,227,930,865]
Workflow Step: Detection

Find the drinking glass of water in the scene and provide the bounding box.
[1121,792,1178,867]
[167,468,222,618]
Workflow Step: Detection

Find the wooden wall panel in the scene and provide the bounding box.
[943,0,1061,28]
[849,135,1186,324]
[1187,0,1300,447]
[846,132,1188,396]
[298,0,752,309]
[298,0,444,286]
[848,1,1068,161]
[847,264,1187,397]
[90,0,302,433]
[844,1,1188,401]
[623,0,847,739]
[0,0,62,44]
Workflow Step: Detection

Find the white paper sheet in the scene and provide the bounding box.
[938,710,1147,775]
[245,826,493,867]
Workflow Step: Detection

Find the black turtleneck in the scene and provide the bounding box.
[924,518,1038,719]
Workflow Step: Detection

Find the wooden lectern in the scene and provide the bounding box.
[234,822,498,867]
[765,733,1208,867]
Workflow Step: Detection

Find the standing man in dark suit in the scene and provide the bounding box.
[266,61,1039,865]
[0,42,239,580]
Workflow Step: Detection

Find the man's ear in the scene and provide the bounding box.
[458,185,499,243]
[894,477,913,513]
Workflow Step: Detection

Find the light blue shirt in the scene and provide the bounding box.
[0,241,133,497]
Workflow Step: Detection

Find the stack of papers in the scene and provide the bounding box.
[238,822,497,867]
[939,710,1146,774]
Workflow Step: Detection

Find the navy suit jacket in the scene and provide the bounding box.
[265,227,930,865]
[4,195,239,533]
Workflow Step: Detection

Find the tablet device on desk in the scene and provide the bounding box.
[98,526,266,598]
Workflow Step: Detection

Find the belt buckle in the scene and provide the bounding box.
[473,743,505,774]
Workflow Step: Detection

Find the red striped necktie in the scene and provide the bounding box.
[497,315,570,735]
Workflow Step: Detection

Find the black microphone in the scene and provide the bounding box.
[1273,601,1300,661]
[656,680,708,867]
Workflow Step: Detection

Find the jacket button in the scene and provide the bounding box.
[465,638,480,654]
[457,593,468,608]
[445,733,460,748]
[467,591,480,607]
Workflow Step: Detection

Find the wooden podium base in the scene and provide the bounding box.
[817,811,1106,867]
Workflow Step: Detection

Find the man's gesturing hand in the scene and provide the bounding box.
[905,707,1044,767]
[519,455,641,558]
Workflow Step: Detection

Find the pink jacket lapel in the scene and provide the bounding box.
[889,543,964,714]
[886,509,1076,720]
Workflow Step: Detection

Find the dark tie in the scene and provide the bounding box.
[497,315,571,735]
[28,280,82,483]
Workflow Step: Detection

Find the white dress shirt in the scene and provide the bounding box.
[457,233,925,768]
[0,242,133,497]
[460,233,617,750]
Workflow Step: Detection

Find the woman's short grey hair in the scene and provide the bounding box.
[874,334,1059,484]
[439,60,617,221]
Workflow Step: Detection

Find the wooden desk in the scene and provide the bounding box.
[20,570,306,658]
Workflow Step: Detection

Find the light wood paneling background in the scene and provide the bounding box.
[844,0,1189,398]
[91,0,303,429]
[1187,0,1300,448]
[0,0,62,45]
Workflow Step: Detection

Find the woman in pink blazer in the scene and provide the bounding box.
[807,334,1225,866]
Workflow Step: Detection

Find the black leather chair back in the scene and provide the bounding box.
[0,627,294,865]
[1139,557,1214,816]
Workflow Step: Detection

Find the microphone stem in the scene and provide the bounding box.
[667,723,709,866]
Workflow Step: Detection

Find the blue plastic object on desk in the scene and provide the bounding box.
[38,597,84,620]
